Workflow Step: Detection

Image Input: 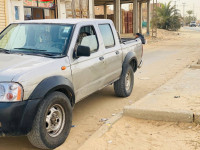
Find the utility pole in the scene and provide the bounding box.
[173,0,177,15]
[182,3,186,18]
[182,3,186,25]
[152,0,158,38]
[173,0,180,10]
[193,3,195,18]
[174,1,177,9]
[173,0,180,15]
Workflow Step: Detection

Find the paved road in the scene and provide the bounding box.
[1,29,200,150]
[184,26,200,31]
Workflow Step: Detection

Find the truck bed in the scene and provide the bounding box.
[121,38,137,44]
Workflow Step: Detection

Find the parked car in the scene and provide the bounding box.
[0,19,144,149]
[189,21,197,27]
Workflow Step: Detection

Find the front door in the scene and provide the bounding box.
[70,25,105,102]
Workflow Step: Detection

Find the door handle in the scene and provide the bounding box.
[99,56,104,61]
[115,51,120,55]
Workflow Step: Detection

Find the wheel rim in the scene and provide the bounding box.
[125,70,132,91]
[46,104,65,137]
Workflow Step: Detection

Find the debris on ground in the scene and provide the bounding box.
[174,96,180,98]
[100,118,108,122]
[129,100,133,105]
[107,140,112,144]
[188,126,193,129]
[139,77,150,80]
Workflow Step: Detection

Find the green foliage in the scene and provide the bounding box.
[184,16,197,25]
[186,10,193,17]
[185,10,196,25]
[153,2,181,31]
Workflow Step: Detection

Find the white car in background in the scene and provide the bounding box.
[189,21,197,27]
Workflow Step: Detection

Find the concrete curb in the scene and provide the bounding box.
[124,106,194,123]
[190,64,200,69]
[189,60,200,69]
[78,112,123,150]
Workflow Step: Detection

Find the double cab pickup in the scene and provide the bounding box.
[0,19,143,149]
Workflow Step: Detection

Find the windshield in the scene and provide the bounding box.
[0,23,73,57]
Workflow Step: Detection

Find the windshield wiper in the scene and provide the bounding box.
[14,48,47,52]
[0,48,11,54]
[14,48,62,57]
[34,53,63,57]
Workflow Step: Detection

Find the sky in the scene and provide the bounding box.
[157,0,200,20]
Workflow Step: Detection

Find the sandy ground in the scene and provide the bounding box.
[79,116,200,150]
[0,27,200,150]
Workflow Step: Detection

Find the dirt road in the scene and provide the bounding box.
[79,116,200,150]
[1,28,200,150]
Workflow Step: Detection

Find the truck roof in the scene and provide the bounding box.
[18,19,113,25]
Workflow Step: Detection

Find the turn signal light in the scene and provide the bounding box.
[61,66,66,70]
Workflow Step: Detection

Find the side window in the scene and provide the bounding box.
[75,26,98,53]
[99,24,115,48]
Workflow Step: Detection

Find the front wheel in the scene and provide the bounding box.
[114,65,134,97]
[27,92,72,149]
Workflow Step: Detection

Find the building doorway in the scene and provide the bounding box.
[33,8,43,19]
[24,0,57,20]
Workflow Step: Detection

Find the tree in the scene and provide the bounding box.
[185,10,196,25]
[153,2,181,31]
[184,16,196,25]
[187,10,193,17]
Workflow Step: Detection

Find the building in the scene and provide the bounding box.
[95,2,159,34]
[0,0,151,35]
[94,0,151,35]
[0,0,91,32]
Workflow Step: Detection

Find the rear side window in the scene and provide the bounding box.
[99,24,115,48]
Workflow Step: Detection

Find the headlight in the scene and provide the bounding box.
[0,83,23,102]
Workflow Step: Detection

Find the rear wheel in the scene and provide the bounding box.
[27,91,72,149]
[114,65,134,97]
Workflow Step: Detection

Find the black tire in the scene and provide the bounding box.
[114,65,134,97]
[27,91,72,149]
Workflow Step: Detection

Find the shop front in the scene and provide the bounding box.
[24,0,57,20]
[3,0,93,30]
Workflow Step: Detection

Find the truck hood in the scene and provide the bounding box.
[0,53,55,81]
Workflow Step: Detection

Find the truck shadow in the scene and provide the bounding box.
[0,136,39,150]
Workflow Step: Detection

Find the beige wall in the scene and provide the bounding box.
[0,0,6,32]
[58,0,90,18]
[95,5,113,15]
[70,0,89,18]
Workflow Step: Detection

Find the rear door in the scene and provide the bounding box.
[98,23,123,85]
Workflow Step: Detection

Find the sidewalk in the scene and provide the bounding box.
[124,63,200,123]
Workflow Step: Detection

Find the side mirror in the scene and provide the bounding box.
[76,45,90,57]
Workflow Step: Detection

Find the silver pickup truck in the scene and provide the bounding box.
[0,19,143,149]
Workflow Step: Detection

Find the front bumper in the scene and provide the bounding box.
[0,99,40,136]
